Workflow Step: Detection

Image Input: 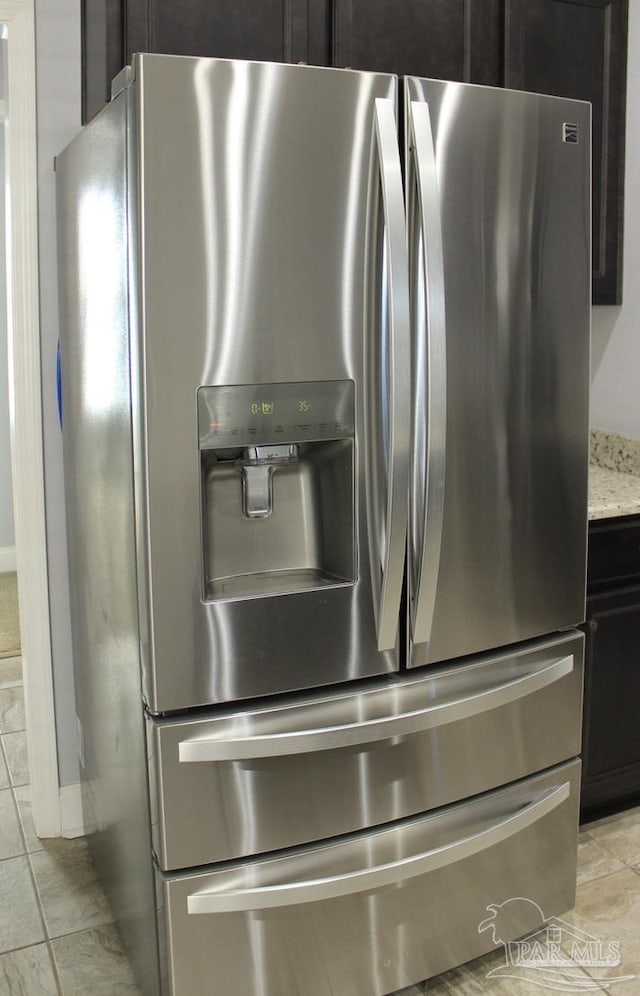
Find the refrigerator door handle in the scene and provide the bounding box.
[179,652,574,761]
[366,97,410,653]
[186,780,570,913]
[407,100,447,659]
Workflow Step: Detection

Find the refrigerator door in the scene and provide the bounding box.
[405,79,591,668]
[130,56,410,710]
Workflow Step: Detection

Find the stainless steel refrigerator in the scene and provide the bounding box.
[56,54,590,996]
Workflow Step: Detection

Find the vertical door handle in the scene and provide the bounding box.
[407,100,447,661]
[366,98,411,653]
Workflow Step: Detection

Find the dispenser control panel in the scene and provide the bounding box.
[198,380,355,449]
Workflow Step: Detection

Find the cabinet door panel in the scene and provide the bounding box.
[505,0,628,304]
[81,0,124,123]
[126,0,327,65]
[83,1,331,123]
[588,515,640,589]
[333,0,501,84]
[581,586,640,817]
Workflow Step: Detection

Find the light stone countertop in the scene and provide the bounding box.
[588,463,640,520]
[589,430,640,520]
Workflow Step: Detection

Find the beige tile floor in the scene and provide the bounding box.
[1,651,639,994]
[0,655,137,995]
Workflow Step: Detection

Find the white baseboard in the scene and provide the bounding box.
[59,782,86,838]
[0,547,17,573]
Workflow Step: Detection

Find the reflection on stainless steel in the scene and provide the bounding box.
[136,56,399,710]
[160,762,580,994]
[405,79,590,669]
[198,380,356,599]
[367,98,410,652]
[188,782,571,912]
[406,100,447,659]
[179,654,574,760]
[56,95,161,995]
[58,55,590,996]
[148,631,583,871]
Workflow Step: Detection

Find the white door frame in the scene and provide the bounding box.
[3,0,60,835]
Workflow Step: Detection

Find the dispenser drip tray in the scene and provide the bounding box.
[207,568,347,601]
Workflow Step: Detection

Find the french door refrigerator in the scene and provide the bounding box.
[57,54,590,996]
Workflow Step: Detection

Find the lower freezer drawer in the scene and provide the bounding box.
[158,759,580,996]
[149,630,583,869]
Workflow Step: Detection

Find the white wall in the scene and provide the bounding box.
[0,39,15,558]
[591,1,640,437]
[35,0,81,785]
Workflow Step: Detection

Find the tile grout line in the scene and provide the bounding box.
[576,864,639,891]
[0,781,27,864]
[0,659,59,992]
[3,655,61,992]
[587,834,640,867]
[1,729,29,791]
[45,938,64,996]
[0,679,26,737]
[6,662,63,996]
[22,825,52,961]
[12,655,61,993]
[19,804,64,994]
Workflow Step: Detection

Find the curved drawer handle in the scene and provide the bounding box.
[187,781,570,914]
[179,653,573,762]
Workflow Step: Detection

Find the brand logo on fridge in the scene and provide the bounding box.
[563,122,580,144]
[478,898,635,991]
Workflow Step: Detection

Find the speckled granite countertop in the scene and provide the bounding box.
[588,430,640,520]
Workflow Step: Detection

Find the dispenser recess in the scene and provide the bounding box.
[199,381,355,601]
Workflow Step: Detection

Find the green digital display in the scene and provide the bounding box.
[249,400,312,415]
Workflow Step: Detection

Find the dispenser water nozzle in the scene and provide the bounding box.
[237,444,299,518]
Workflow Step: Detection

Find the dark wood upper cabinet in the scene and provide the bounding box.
[504,0,628,305]
[81,0,628,302]
[125,0,330,66]
[81,0,331,124]
[332,0,502,85]
[81,0,125,125]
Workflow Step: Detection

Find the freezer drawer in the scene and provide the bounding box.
[158,760,580,996]
[148,631,583,870]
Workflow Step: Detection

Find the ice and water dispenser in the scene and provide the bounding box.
[198,381,355,600]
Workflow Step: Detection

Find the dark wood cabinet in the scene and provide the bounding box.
[504,0,628,305]
[81,0,331,124]
[126,0,330,66]
[581,516,640,821]
[81,0,628,302]
[332,0,502,85]
[81,0,125,126]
